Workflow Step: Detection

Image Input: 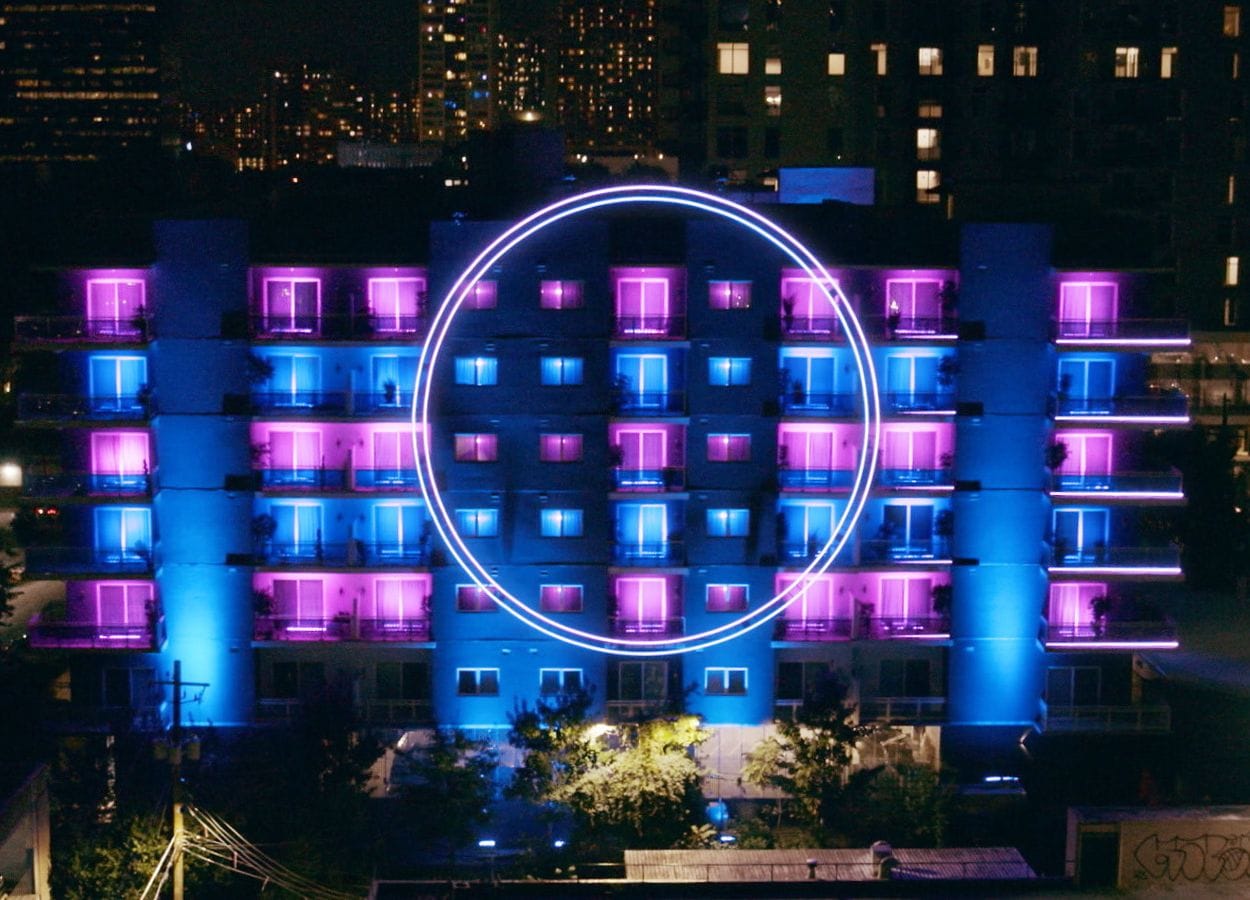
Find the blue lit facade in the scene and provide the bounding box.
[14,213,1185,774]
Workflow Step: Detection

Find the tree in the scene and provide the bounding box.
[835,764,955,848]
[394,728,498,864]
[742,672,872,843]
[507,689,600,808]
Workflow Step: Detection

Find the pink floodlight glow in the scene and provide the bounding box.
[1053,490,1184,500]
[1048,566,1183,576]
[413,185,882,655]
[1055,415,1190,425]
[1045,640,1179,650]
[1056,338,1192,347]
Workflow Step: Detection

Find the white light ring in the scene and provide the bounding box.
[414,186,881,654]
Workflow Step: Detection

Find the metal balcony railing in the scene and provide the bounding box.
[609,616,685,637]
[1050,472,1183,494]
[777,391,858,416]
[611,541,685,566]
[1045,619,1178,643]
[248,313,427,340]
[18,394,152,422]
[1053,394,1189,418]
[1041,703,1171,733]
[612,315,686,338]
[24,547,153,575]
[859,696,948,723]
[1054,318,1189,342]
[612,391,686,415]
[1048,545,1181,569]
[14,315,152,343]
[358,618,432,641]
[883,390,957,413]
[27,613,166,650]
[860,538,950,562]
[868,616,950,638]
[256,542,430,567]
[613,467,685,491]
[877,468,953,488]
[353,468,420,489]
[363,698,434,724]
[773,618,853,641]
[780,316,840,339]
[254,615,432,642]
[249,391,350,414]
[22,472,152,497]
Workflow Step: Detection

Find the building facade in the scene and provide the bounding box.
[417,0,497,144]
[13,203,1186,777]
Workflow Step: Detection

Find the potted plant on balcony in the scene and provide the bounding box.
[931,583,952,629]
[252,588,275,639]
[383,378,398,405]
[1089,594,1110,638]
[251,513,277,559]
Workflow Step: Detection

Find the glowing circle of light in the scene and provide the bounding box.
[414,185,881,655]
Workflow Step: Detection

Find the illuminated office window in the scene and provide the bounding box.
[977,44,995,77]
[1114,47,1140,78]
[1161,46,1177,79]
[717,42,749,74]
[871,42,888,76]
[827,52,846,75]
[918,47,943,75]
[1013,46,1039,77]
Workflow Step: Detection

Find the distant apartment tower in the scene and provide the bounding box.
[417,0,497,144]
[264,66,366,169]
[556,0,659,151]
[496,32,546,118]
[0,0,160,163]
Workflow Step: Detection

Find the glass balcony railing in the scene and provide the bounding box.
[860,537,951,562]
[1054,318,1189,343]
[23,472,152,497]
[248,391,350,415]
[609,616,684,637]
[14,315,152,343]
[1048,545,1181,570]
[613,467,685,491]
[27,611,165,650]
[612,315,686,338]
[24,547,153,576]
[1045,619,1177,644]
[248,313,427,340]
[780,316,841,339]
[611,391,686,415]
[877,468,954,488]
[256,469,347,490]
[18,394,152,422]
[1053,394,1188,418]
[1050,472,1183,494]
[778,469,855,490]
[777,391,859,416]
[1041,703,1171,733]
[256,542,430,567]
[859,696,947,724]
[353,468,420,489]
[867,616,950,638]
[611,541,685,566]
[254,615,432,642]
[884,390,957,413]
[773,618,853,641]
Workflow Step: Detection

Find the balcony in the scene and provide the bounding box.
[867,616,950,639]
[362,698,433,725]
[27,610,166,650]
[24,547,153,576]
[606,699,667,722]
[612,315,686,339]
[248,391,350,416]
[1053,393,1188,421]
[878,468,954,489]
[780,316,841,340]
[23,472,151,498]
[1045,619,1178,646]
[255,542,430,568]
[1050,472,1183,497]
[778,469,854,491]
[884,390,957,414]
[613,467,685,492]
[611,391,686,416]
[773,618,853,641]
[14,315,152,344]
[256,469,348,491]
[867,313,959,341]
[860,538,951,563]
[612,541,686,566]
[18,394,151,423]
[1048,544,1181,573]
[778,391,858,416]
[254,615,431,642]
[859,696,947,724]
[777,540,851,565]
[353,468,420,490]
[1054,318,1189,346]
[1041,703,1171,733]
[609,616,684,637]
[351,392,414,417]
[247,313,426,341]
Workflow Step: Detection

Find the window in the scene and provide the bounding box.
[376,661,429,701]
[880,659,931,696]
[457,668,499,695]
[871,42,887,75]
[827,52,846,75]
[776,661,830,702]
[765,56,782,74]
[368,277,424,332]
[1236,51,1242,79]
[540,668,584,695]
[373,578,430,625]
[717,42,749,74]
[1228,256,1241,286]
[706,583,748,612]
[709,280,751,309]
[103,667,155,707]
[1114,46,1140,78]
[916,169,941,204]
[1226,5,1242,37]
[374,504,424,559]
[716,125,749,158]
[1046,666,1100,707]
[708,356,751,386]
[612,660,668,701]
[89,355,148,411]
[456,585,497,611]
[87,279,145,336]
[707,433,751,462]
[95,506,151,563]
[764,85,782,115]
[707,508,750,537]
[271,577,325,623]
[540,508,584,537]
[455,508,498,537]
[705,667,748,695]
[91,432,150,489]
[270,661,323,700]
[454,356,498,385]
[372,354,416,407]
[463,280,497,309]
[1227,298,1240,326]
[540,280,583,309]
[918,101,942,118]
[454,433,498,462]
[539,433,583,462]
[1230,174,1238,205]
[916,127,940,160]
[977,44,995,76]
[540,356,584,385]
[1013,46,1038,77]
[262,278,320,333]
[1161,46,1177,79]
[540,584,583,612]
[918,47,943,75]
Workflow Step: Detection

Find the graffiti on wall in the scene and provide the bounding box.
[1132,832,1250,882]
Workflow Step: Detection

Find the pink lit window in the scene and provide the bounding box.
[540,280,584,309]
[707,433,750,462]
[879,576,933,623]
[263,278,321,333]
[87,279,146,335]
[885,279,942,332]
[709,280,751,310]
[455,433,498,462]
[91,432,150,480]
[270,429,321,474]
[882,428,938,472]
[1058,282,1118,337]
[706,584,747,612]
[1048,582,1104,634]
[463,280,497,310]
[613,576,670,632]
[540,584,584,612]
[777,574,845,623]
[273,578,326,623]
[96,582,152,631]
[616,428,666,470]
[374,578,429,623]
[780,273,838,333]
[456,585,497,612]
[615,277,669,333]
[778,426,842,470]
[1056,433,1113,478]
[373,430,417,470]
[368,277,425,332]
[540,433,583,462]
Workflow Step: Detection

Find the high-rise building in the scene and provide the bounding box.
[556,0,659,151]
[417,0,497,144]
[11,194,1187,779]
[496,32,546,119]
[0,0,160,163]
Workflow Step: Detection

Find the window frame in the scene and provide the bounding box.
[705,667,748,695]
[456,667,500,695]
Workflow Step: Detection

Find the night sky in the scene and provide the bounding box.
[169,0,550,106]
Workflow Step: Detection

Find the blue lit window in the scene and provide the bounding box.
[457,668,499,695]
[705,667,748,695]
[709,356,751,386]
[455,508,499,537]
[540,356,584,386]
[454,356,498,386]
[541,508,584,537]
[540,668,584,694]
[707,508,750,537]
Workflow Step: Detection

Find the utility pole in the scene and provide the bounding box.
[154,660,207,900]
